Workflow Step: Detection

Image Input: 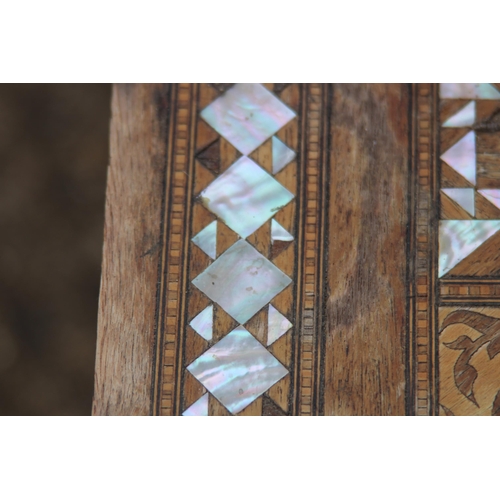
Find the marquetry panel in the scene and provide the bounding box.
[96,83,500,416]
[410,83,500,416]
[148,83,329,416]
[439,306,500,416]
[437,85,500,416]
[293,83,327,416]
[154,83,198,416]
[440,279,500,302]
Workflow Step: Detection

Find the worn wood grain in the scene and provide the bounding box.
[92,84,170,415]
[324,84,409,415]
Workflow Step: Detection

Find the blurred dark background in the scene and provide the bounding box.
[0,84,111,415]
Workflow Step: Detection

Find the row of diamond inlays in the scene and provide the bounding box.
[438,84,500,278]
[184,84,296,415]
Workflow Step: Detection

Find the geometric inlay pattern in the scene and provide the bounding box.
[478,189,500,210]
[439,83,500,278]
[440,131,476,185]
[184,83,297,415]
[442,188,475,216]
[189,304,213,341]
[199,156,294,239]
[267,304,292,346]
[271,219,294,243]
[435,83,500,417]
[272,136,296,174]
[438,220,500,277]
[440,83,500,100]
[192,239,291,324]
[182,393,209,417]
[201,83,296,156]
[442,101,475,128]
[192,220,217,259]
[187,326,288,414]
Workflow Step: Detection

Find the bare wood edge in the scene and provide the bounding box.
[92,84,171,415]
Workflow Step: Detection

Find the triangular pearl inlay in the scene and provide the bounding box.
[440,83,500,100]
[440,131,476,185]
[443,101,475,128]
[478,190,500,210]
[267,304,292,346]
[182,393,208,416]
[192,220,217,259]
[189,305,213,341]
[272,136,296,174]
[442,188,475,216]
[439,220,500,277]
[271,219,293,243]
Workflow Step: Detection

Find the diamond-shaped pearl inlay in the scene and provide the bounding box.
[185,84,298,416]
[187,326,288,414]
[440,83,500,100]
[200,83,296,155]
[200,156,294,239]
[192,239,291,324]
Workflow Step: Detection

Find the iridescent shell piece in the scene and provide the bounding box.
[478,189,500,210]
[442,188,475,216]
[440,83,500,100]
[182,393,208,416]
[188,84,297,416]
[272,136,296,174]
[439,220,500,277]
[189,305,213,341]
[192,220,217,259]
[200,156,294,239]
[187,326,288,414]
[271,219,293,243]
[267,304,292,346]
[200,83,296,155]
[440,131,476,185]
[442,101,475,128]
[192,239,292,324]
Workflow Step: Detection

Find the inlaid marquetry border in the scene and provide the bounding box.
[180,83,303,416]
[150,83,330,415]
[152,83,198,416]
[410,84,500,416]
[440,278,500,303]
[408,83,439,416]
[293,84,329,416]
